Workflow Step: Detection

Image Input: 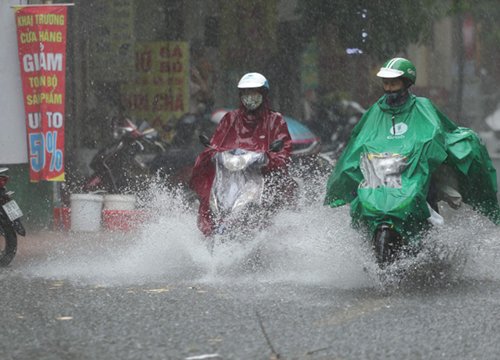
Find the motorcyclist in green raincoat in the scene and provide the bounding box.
[324,57,500,265]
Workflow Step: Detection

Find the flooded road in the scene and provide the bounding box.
[2,188,500,359]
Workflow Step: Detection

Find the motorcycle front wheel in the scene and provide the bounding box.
[373,225,402,267]
[0,217,17,267]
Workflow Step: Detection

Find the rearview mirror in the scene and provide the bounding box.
[199,134,211,147]
[269,139,284,152]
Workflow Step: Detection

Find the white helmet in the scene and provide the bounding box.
[237,72,269,90]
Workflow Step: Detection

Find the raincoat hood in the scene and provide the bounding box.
[214,102,289,153]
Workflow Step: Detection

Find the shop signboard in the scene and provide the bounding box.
[121,41,190,140]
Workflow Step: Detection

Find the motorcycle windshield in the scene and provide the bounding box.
[359,153,407,189]
[355,147,430,230]
[210,150,265,214]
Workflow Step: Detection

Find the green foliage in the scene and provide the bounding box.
[297,0,447,59]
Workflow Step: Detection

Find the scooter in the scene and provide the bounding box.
[82,118,167,194]
[351,140,494,269]
[149,113,206,191]
[200,135,284,239]
[353,150,455,267]
[326,99,500,270]
[0,168,26,266]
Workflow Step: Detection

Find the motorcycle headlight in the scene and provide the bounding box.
[221,151,250,171]
[218,150,263,172]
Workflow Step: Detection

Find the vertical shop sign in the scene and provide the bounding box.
[14,5,69,182]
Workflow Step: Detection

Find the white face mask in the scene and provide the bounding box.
[241,93,263,111]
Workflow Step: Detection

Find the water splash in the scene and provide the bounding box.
[18,182,500,289]
[365,203,500,290]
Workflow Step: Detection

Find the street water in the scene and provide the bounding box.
[17,181,500,290]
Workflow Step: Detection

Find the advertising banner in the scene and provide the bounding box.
[14,5,68,182]
[121,41,189,140]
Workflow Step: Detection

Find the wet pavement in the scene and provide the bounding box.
[1,200,500,359]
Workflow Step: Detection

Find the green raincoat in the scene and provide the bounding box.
[324,93,500,240]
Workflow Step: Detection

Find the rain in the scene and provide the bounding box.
[2,0,500,359]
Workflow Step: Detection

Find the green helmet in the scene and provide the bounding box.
[376,57,417,84]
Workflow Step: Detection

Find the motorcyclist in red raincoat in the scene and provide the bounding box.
[190,72,294,236]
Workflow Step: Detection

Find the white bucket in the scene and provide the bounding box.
[70,194,104,232]
[103,194,136,210]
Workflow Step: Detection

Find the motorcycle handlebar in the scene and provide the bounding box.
[199,134,284,153]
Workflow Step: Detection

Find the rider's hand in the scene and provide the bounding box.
[255,153,269,167]
[211,151,221,163]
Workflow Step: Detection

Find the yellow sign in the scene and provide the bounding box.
[121,41,190,137]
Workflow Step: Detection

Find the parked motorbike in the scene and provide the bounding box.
[149,113,206,191]
[200,135,285,239]
[82,118,168,194]
[0,167,26,266]
[317,99,366,157]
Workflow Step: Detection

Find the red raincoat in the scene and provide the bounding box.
[190,102,293,236]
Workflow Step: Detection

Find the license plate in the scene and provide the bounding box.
[3,200,23,221]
